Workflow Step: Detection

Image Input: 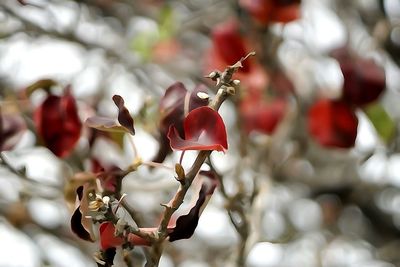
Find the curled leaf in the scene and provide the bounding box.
[85,95,135,135]
[167,106,228,152]
[70,185,96,242]
[112,95,135,135]
[168,171,218,241]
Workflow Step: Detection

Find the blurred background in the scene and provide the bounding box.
[1,0,400,266]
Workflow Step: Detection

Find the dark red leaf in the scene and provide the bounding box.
[71,205,93,242]
[154,82,209,162]
[212,20,250,72]
[85,95,135,135]
[240,97,286,134]
[308,99,358,148]
[34,87,82,158]
[205,22,268,95]
[167,106,228,152]
[168,171,218,241]
[342,59,385,106]
[239,0,301,25]
[112,95,135,135]
[0,111,26,151]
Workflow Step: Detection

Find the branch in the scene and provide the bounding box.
[143,52,256,267]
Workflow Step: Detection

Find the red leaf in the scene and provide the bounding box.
[239,0,301,25]
[34,87,82,158]
[167,106,228,152]
[308,99,358,148]
[99,222,124,250]
[240,97,286,134]
[0,111,26,151]
[212,20,250,72]
[154,82,209,162]
[205,21,268,95]
[100,222,152,250]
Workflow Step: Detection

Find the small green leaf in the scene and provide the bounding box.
[364,103,395,143]
[158,6,175,40]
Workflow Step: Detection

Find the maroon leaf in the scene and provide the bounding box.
[331,47,386,106]
[34,87,82,158]
[154,82,209,162]
[308,99,358,148]
[168,171,218,241]
[239,0,301,25]
[342,59,385,106]
[212,20,250,72]
[86,95,135,135]
[0,111,26,151]
[112,95,135,135]
[167,106,228,152]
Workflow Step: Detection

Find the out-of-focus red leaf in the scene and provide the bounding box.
[112,95,135,135]
[97,165,126,194]
[308,99,358,148]
[205,20,268,95]
[34,87,82,158]
[212,20,250,72]
[340,60,385,106]
[240,97,286,134]
[167,106,228,152]
[0,111,26,151]
[86,95,135,135]
[168,171,218,241]
[71,185,96,242]
[239,0,301,25]
[154,82,209,162]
